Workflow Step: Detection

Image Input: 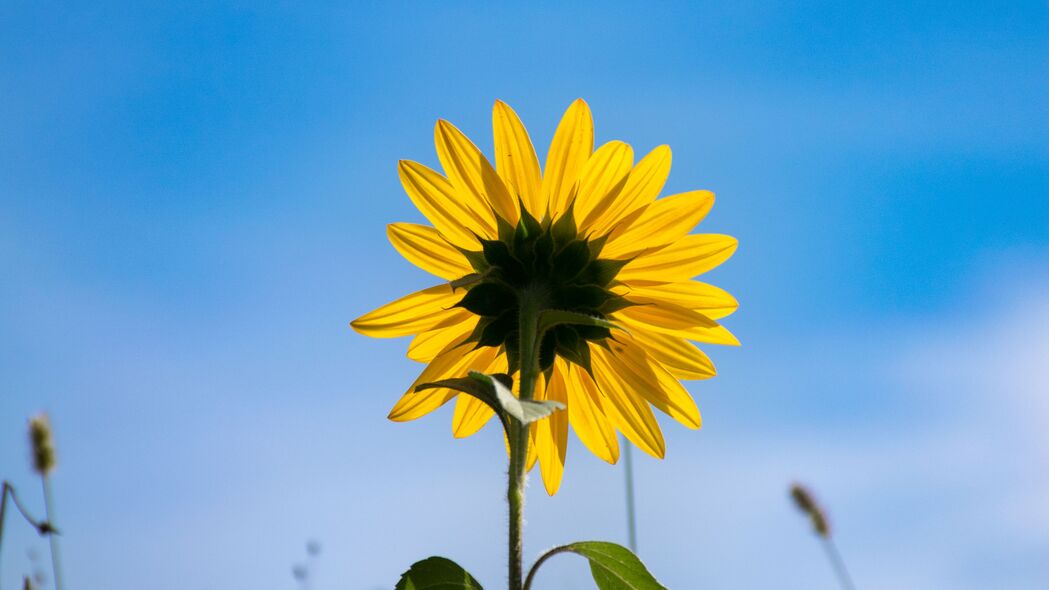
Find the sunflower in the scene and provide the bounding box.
[351,99,738,494]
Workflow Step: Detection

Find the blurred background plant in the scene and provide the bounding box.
[1,415,63,590]
[791,482,855,590]
[291,539,321,590]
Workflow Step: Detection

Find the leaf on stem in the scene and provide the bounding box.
[469,371,566,425]
[394,556,484,590]
[526,542,667,590]
[415,372,565,428]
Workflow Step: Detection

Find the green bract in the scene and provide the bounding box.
[455,202,633,375]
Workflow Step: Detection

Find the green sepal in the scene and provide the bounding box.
[554,325,594,374]
[476,312,516,347]
[503,337,520,375]
[587,234,609,259]
[456,283,516,317]
[457,248,490,273]
[531,229,555,276]
[550,240,591,283]
[550,201,578,248]
[496,213,517,245]
[537,309,624,338]
[515,197,542,243]
[598,294,636,314]
[480,239,527,285]
[538,330,557,372]
[552,284,614,311]
[583,258,631,286]
[394,556,483,590]
[449,273,484,291]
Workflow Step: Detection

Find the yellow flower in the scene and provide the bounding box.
[352,99,739,494]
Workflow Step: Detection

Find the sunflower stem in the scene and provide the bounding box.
[508,292,542,590]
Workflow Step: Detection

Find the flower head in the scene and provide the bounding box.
[790,482,831,538]
[28,413,57,476]
[352,99,739,494]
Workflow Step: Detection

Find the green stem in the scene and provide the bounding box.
[0,483,7,590]
[517,291,541,404]
[42,477,63,590]
[507,420,526,590]
[0,479,55,590]
[822,538,856,590]
[623,438,638,553]
[508,292,542,590]
[522,545,572,590]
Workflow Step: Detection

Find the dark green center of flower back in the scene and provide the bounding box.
[455,203,631,375]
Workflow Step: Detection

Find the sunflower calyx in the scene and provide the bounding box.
[454,204,633,374]
[414,371,565,431]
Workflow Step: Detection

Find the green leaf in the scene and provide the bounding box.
[525,542,667,590]
[537,309,624,337]
[415,376,509,431]
[469,371,565,425]
[394,556,484,590]
[572,542,667,590]
[416,372,565,428]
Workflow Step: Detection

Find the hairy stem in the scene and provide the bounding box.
[508,293,542,590]
[522,545,572,590]
[507,420,526,590]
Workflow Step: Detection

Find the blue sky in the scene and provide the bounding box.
[1,1,1047,588]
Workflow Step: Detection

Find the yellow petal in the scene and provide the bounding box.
[387,223,474,280]
[399,160,494,248]
[450,351,509,437]
[527,375,547,471]
[565,363,619,464]
[573,141,634,229]
[619,295,718,328]
[602,191,715,258]
[451,393,495,438]
[614,279,739,320]
[615,303,739,345]
[435,119,519,225]
[407,309,476,362]
[617,234,738,282]
[590,346,666,458]
[621,322,717,380]
[588,145,671,236]
[388,343,497,421]
[543,99,594,218]
[603,335,702,429]
[535,363,569,495]
[351,283,461,338]
[493,100,543,217]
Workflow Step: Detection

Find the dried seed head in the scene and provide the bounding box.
[790,482,830,538]
[28,413,57,476]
